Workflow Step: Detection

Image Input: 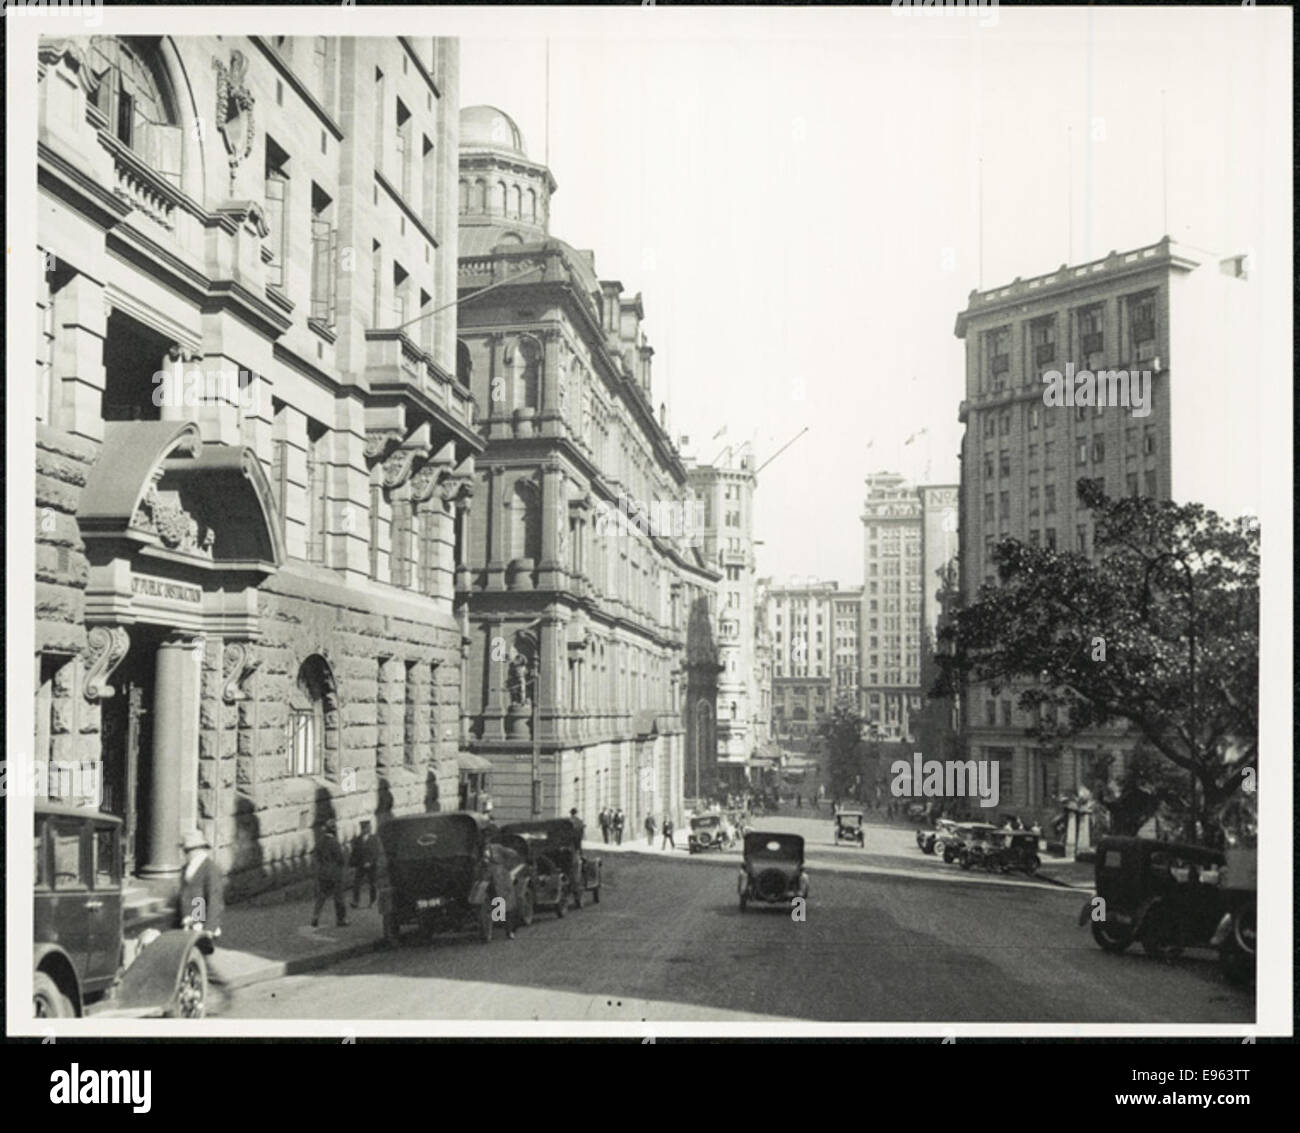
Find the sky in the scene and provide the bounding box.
[460,6,1290,586]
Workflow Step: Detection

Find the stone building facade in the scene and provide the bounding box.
[953,237,1254,829]
[767,580,840,740]
[33,34,477,903]
[454,106,719,829]
[686,444,762,791]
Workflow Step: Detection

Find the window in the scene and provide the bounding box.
[1077,524,1088,553]
[395,98,413,199]
[305,417,329,564]
[986,326,1011,389]
[999,410,1011,436]
[1031,316,1056,372]
[984,453,994,480]
[403,661,418,766]
[1144,432,1157,455]
[1126,471,1139,496]
[310,184,337,328]
[1044,441,1055,469]
[87,37,181,183]
[264,138,291,291]
[1029,486,1040,515]
[1093,437,1105,463]
[94,827,115,888]
[392,261,410,327]
[985,699,996,727]
[51,820,86,890]
[1077,440,1088,465]
[1045,527,1056,550]
[984,415,996,439]
[984,493,994,521]
[1145,470,1158,497]
[999,451,1010,477]
[1029,406,1040,429]
[1078,304,1104,365]
[1028,442,1039,463]
[1127,290,1157,361]
[1000,699,1012,727]
[999,491,1009,517]
[1045,485,1056,514]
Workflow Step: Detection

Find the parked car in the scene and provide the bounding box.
[497,818,602,914]
[834,809,866,847]
[943,822,997,865]
[1077,836,1255,984]
[917,817,961,857]
[688,812,736,854]
[376,812,532,945]
[738,832,809,911]
[34,803,214,1018]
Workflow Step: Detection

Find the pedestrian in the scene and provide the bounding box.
[481,790,494,819]
[178,828,224,936]
[311,818,349,928]
[569,807,586,844]
[662,816,675,851]
[613,807,625,845]
[350,819,379,909]
[644,813,656,846]
[599,807,611,844]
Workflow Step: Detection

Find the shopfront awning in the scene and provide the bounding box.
[456,752,493,773]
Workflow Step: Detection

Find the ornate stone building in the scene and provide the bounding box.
[455,106,720,827]
[33,35,476,903]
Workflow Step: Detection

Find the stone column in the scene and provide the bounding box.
[482,618,507,741]
[539,614,562,742]
[139,636,203,884]
[54,272,108,443]
[485,465,506,589]
[538,463,565,589]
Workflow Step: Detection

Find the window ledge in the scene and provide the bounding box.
[308,318,338,344]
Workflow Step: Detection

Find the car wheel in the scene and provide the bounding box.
[167,953,208,1019]
[478,895,495,943]
[1091,918,1134,954]
[1219,941,1254,985]
[519,886,535,928]
[33,972,74,1018]
[573,883,584,911]
[942,847,955,864]
[592,886,601,905]
[1026,855,1041,874]
[555,892,567,919]
[959,852,972,871]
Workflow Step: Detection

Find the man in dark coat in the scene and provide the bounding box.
[179,828,224,935]
[613,807,625,845]
[599,808,611,844]
[312,818,349,928]
[350,819,379,909]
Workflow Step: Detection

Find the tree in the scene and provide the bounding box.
[934,479,1258,843]
[818,702,865,800]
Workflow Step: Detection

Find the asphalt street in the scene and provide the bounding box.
[225,824,1253,1023]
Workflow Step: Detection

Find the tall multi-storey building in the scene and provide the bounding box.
[831,589,863,707]
[33,35,475,904]
[859,473,924,741]
[918,485,960,643]
[954,236,1256,826]
[768,580,841,740]
[686,444,760,791]
[455,106,719,827]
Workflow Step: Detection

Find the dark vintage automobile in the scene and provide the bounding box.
[688,813,736,854]
[944,822,997,865]
[497,818,602,914]
[1077,836,1255,984]
[738,832,809,911]
[959,828,1042,875]
[834,809,865,847]
[376,812,533,945]
[34,803,215,1018]
[917,817,961,857]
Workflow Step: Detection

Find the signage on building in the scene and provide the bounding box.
[132,573,204,608]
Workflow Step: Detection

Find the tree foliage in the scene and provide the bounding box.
[818,702,865,799]
[934,479,1258,841]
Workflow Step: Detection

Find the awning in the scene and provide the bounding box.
[456,752,493,773]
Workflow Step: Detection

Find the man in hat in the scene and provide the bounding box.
[312,818,349,928]
[350,819,379,909]
[178,828,224,936]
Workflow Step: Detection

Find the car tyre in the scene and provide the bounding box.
[167,953,208,1019]
[959,852,973,871]
[1091,918,1134,954]
[33,971,74,1018]
[1139,906,1182,960]
[519,885,535,928]
[1026,855,1041,874]
[592,885,601,905]
[942,847,956,864]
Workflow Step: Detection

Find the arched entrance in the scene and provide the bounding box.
[79,421,282,888]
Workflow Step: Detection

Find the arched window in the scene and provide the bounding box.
[510,479,541,562]
[510,184,522,217]
[473,179,486,211]
[87,37,181,184]
[495,181,507,214]
[458,178,469,211]
[527,188,538,221]
[456,340,473,385]
[291,655,337,778]
[509,335,541,410]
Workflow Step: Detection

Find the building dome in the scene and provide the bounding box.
[460,105,527,156]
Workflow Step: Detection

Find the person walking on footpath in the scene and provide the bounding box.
[350,819,379,909]
[312,818,349,928]
[661,815,675,851]
[179,828,224,937]
[644,812,656,847]
[599,807,611,844]
[613,807,625,845]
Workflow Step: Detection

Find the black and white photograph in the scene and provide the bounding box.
[5,2,1292,1050]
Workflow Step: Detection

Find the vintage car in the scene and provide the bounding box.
[1077,836,1255,984]
[688,812,736,854]
[999,830,1042,874]
[376,812,533,945]
[916,817,961,857]
[497,818,602,914]
[834,809,866,847]
[944,822,998,865]
[738,832,809,911]
[34,803,214,1018]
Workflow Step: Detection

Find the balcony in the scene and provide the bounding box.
[365,329,475,431]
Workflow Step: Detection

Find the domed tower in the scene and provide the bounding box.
[458,105,557,251]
